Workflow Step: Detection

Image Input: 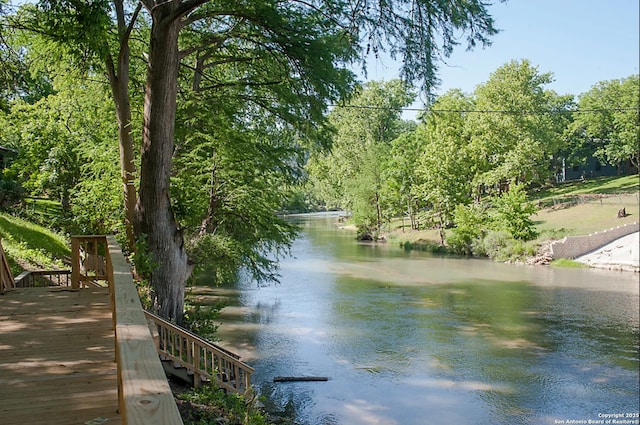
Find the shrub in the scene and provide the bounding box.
[183,302,222,342]
[446,203,488,255]
[472,230,512,259]
[491,183,538,241]
[0,179,24,208]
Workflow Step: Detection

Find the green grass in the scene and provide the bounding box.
[0,212,70,275]
[550,258,590,268]
[20,197,66,230]
[531,175,640,202]
[532,192,639,238]
[387,175,640,250]
[176,385,270,425]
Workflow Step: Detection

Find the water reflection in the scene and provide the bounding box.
[203,216,639,425]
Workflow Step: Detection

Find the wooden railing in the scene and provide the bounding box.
[102,235,184,425]
[14,269,72,287]
[145,310,254,395]
[71,235,110,288]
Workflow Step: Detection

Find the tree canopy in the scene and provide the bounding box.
[307,80,415,237]
[2,0,503,322]
[570,75,640,171]
[7,1,634,324]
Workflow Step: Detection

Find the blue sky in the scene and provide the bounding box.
[363,0,640,116]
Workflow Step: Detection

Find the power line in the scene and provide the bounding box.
[328,104,640,115]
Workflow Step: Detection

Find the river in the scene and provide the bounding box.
[195,214,640,425]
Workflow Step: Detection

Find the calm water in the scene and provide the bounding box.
[199,215,640,425]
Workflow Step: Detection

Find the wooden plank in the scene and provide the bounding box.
[107,235,184,425]
[0,364,116,382]
[0,285,121,425]
[0,375,117,404]
[71,236,80,289]
[0,236,184,425]
[0,287,111,317]
[0,390,120,425]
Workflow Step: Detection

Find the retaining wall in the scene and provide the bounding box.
[550,222,640,259]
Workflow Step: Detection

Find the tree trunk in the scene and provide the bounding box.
[375,192,382,234]
[106,0,139,253]
[107,60,137,252]
[135,3,190,323]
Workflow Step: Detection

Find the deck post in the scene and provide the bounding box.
[71,237,80,289]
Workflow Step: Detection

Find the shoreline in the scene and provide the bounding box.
[343,223,640,273]
[575,232,640,272]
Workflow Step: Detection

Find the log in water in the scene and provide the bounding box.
[273,376,329,382]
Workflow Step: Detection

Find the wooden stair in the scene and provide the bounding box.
[145,311,253,393]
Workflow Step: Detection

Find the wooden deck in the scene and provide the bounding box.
[0,286,121,425]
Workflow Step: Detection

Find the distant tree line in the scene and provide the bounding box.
[306,64,638,251]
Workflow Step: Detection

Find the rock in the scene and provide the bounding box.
[527,241,553,266]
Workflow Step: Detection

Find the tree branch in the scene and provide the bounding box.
[197,79,283,92]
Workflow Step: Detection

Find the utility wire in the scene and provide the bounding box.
[328,104,639,115]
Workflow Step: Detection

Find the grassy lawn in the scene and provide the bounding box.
[0,212,70,275]
[533,193,639,239]
[387,175,640,247]
[531,175,639,201]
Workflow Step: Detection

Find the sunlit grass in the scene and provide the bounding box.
[387,175,640,250]
[0,212,69,274]
[533,193,639,238]
[531,175,640,201]
[550,258,590,268]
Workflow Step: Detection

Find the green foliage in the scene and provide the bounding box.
[471,230,537,261]
[173,88,302,285]
[307,80,415,235]
[3,99,78,209]
[446,203,489,255]
[1,76,122,235]
[468,59,570,190]
[177,385,268,425]
[551,258,590,268]
[69,131,123,236]
[399,240,448,254]
[183,302,222,342]
[128,235,156,310]
[187,234,244,286]
[13,0,115,73]
[447,183,538,258]
[413,90,475,226]
[570,75,639,170]
[129,235,156,279]
[470,229,512,258]
[381,130,420,224]
[0,178,23,208]
[490,183,538,241]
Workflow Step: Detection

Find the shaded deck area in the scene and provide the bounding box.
[0,234,252,424]
[0,286,120,425]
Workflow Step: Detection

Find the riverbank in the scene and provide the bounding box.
[374,190,640,270]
